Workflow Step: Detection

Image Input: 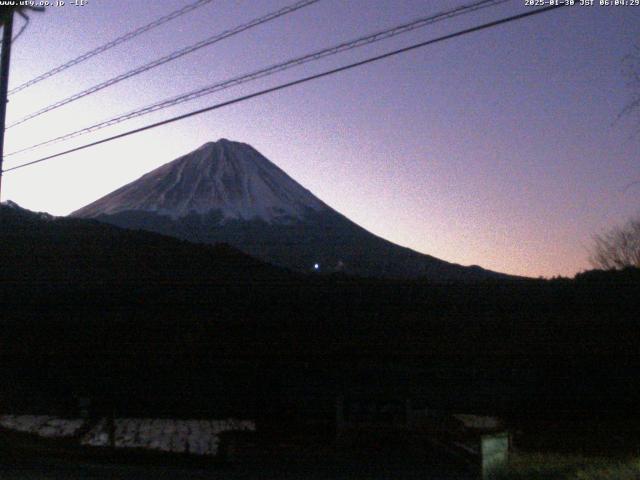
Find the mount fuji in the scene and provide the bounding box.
[72,139,507,281]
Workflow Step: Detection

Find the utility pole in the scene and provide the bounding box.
[0,6,42,201]
[0,8,14,201]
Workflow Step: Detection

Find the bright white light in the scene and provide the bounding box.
[314,263,319,270]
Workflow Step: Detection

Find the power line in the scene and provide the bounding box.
[2,4,565,175]
[6,0,321,129]
[0,6,43,199]
[7,0,215,96]
[6,0,509,157]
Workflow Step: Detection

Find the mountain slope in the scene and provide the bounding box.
[72,139,510,281]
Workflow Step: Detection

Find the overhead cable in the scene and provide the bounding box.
[8,0,215,96]
[6,0,509,157]
[2,4,565,174]
[6,0,322,128]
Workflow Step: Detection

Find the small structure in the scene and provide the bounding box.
[480,432,509,479]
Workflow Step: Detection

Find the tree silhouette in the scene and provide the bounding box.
[590,215,640,270]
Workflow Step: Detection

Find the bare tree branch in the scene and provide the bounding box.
[590,216,640,270]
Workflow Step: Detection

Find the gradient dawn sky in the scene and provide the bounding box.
[1,0,639,278]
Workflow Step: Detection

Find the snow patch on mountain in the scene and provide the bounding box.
[73,139,327,223]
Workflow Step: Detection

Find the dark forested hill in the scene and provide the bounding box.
[0,201,292,285]
[2,202,640,417]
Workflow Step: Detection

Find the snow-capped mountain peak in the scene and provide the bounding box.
[72,139,510,281]
[73,139,327,223]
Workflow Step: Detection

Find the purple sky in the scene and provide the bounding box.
[2,0,639,278]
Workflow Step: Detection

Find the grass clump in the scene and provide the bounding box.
[496,452,640,480]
